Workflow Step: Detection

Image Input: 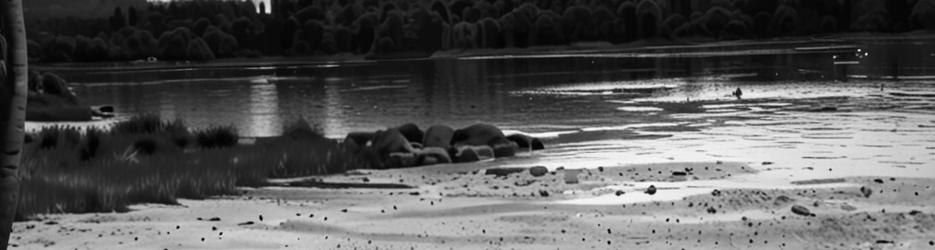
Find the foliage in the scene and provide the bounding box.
[24,0,935,62]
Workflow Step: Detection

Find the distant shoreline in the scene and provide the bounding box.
[32,31,934,72]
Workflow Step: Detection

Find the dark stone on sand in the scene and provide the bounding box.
[860,186,873,198]
[791,205,815,217]
[615,190,626,196]
[645,185,657,195]
[774,195,793,205]
[237,221,254,226]
[208,217,221,221]
[873,178,884,184]
[539,190,550,197]
[563,169,580,184]
[840,204,857,211]
[706,207,717,214]
[529,166,548,177]
[711,189,721,196]
[672,171,687,176]
[875,240,894,244]
[485,167,527,177]
[98,105,115,113]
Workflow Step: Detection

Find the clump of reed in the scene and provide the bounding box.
[17,115,372,220]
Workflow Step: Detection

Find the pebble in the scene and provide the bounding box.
[645,185,657,195]
[791,205,815,217]
[529,166,548,177]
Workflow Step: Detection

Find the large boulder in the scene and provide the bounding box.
[449,145,495,163]
[396,123,424,144]
[452,123,505,146]
[423,125,455,148]
[487,136,518,157]
[416,147,452,165]
[506,134,545,150]
[384,152,419,169]
[371,129,415,164]
[450,146,480,163]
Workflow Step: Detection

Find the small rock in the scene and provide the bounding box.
[208,217,221,222]
[485,167,526,177]
[529,166,548,177]
[791,205,815,217]
[875,240,894,244]
[762,161,773,165]
[615,190,626,196]
[860,186,872,198]
[563,169,580,184]
[711,189,722,196]
[672,171,687,176]
[237,221,255,226]
[873,178,884,184]
[645,185,657,195]
[538,190,550,197]
[774,195,793,205]
[840,204,857,211]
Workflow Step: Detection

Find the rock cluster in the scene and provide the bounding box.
[343,123,545,169]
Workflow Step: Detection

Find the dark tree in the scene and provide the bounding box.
[128,7,139,27]
[110,7,127,31]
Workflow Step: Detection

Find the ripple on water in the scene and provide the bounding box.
[616,106,664,112]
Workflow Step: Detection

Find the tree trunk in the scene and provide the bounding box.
[0,0,28,249]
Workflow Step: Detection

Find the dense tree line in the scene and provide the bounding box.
[25,0,935,62]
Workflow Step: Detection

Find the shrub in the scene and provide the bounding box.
[912,0,935,30]
[186,37,216,61]
[533,14,563,46]
[158,27,195,60]
[110,114,187,135]
[452,21,478,49]
[196,125,238,149]
[203,26,239,57]
[126,29,159,58]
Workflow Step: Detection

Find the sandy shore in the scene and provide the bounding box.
[9,161,935,250]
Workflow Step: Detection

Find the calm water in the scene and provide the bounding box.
[44,39,935,179]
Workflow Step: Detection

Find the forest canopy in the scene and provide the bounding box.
[25,0,935,63]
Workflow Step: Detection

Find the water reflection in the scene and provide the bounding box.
[246,82,281,137]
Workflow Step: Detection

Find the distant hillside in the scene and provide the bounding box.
[24,0,147,19]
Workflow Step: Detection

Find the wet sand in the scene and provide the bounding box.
[10,161,935,249]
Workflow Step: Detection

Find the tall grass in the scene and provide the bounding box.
[17,115,372,220]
